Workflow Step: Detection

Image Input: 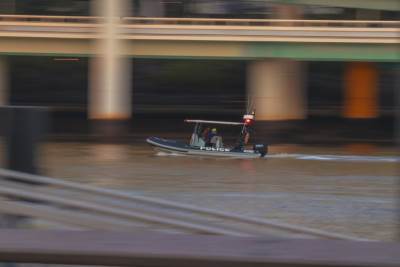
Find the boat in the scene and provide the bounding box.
[146,113,267,158]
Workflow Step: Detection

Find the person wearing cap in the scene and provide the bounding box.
[209,128,224,148]
[205,128,216,146]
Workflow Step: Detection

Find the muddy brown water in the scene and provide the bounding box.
[8,141,392,241]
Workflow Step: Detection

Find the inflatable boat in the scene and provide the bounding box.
[146,113,267,158]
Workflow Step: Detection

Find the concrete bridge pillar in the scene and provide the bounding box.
[89,0,132,129]
[343,62,378,119]
[247,4,306,123]
[0,57,9,105]
[247,60,306,121]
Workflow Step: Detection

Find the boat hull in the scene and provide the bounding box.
[146,137,264,158]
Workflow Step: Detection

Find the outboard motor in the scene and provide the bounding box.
[253,144,267,157]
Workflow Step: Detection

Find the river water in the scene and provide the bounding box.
[29,142,399,241]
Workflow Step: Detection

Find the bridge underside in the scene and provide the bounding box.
[272,0,400,11]
[0,38,398,62]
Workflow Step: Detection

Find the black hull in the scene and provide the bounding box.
[146,137,264,158]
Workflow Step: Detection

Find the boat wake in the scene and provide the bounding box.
[265,153,399,163]
[155,151,187,157]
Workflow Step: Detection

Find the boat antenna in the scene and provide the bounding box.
[240,97,255,135]
[246,97,254,115]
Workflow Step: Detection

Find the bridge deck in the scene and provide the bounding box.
[0,16,398,61]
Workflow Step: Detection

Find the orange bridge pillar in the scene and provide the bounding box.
[343,62,378,119]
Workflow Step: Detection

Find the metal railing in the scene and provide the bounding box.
[0,14,101,23]
[0,167,369,240]
[0,14,399,27]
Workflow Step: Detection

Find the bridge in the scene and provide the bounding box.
[0,15,398,61]
[0,12,398,125]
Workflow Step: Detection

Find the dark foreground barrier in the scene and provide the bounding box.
[0,230,399,267]
[0,106,48,229]
[0,106,48,176]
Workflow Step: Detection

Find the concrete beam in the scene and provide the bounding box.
[0,37,93,56]
[0,38,398,62]
[126,41,400,62]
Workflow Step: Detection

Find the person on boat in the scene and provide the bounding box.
[233,126,250,151]
[208,128,223,148]
[205,128,217,145]
[210,128,218,137]
[243,126,250,145]
[201,127,210,142]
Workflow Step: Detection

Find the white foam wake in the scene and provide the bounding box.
[155,151,186,157]
[265,153,399,163]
